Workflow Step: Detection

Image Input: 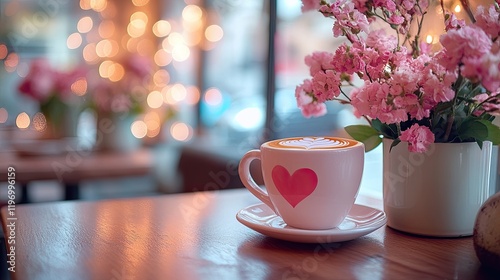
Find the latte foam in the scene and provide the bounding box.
[267,137,357,150]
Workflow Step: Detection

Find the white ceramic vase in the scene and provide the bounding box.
[95,113,141,153]
[383,139,492,237]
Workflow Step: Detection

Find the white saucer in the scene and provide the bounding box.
[236,203,386,243]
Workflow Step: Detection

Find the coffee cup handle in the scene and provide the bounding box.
[238,150,275,212]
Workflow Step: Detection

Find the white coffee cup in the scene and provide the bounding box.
[239,136,365,230]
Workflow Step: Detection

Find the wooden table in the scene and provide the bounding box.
[0,188,497,280]
[0,148,152,202]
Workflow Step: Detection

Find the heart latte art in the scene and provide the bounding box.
[267,137,357,149]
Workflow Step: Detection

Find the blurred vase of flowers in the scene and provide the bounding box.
[18,58,88,139]
[89,54,151,152]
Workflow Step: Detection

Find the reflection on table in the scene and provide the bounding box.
[0,189,496,280]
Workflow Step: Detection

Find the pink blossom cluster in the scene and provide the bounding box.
[18,58,87,103]
[297,0,500,152]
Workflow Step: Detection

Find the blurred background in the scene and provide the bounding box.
[8,0,490,201]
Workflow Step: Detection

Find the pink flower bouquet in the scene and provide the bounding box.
[18,58,88,132]
[296,0,500,153]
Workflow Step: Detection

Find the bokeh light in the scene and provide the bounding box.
[4,53,19,72]
[154,49,172,66]
[182,5,203,22]
[147,91,164,109]
[71,78,88,96]
[0,108,8,123]
[153,69,170,87]
[77,16,94,33]
[132,0,150,7]
[16,112,30,129]
[99,20,116,38]
[205,25,223,42]
[131,120,148,139]
[0,44,7,60]
[32,113,47,132]
[153,20,171,37]
[67,33,83,49]
[172,45,190,62]
[204,88,223,106]
[186,86,201,105]
[170,122,192,141]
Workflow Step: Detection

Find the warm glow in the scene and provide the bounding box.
[131,120,148,139]
[153,20,171,37]
[96,39,118,57]
[184,30,202,46]
[77,16,93,33]
[170,84,187,102]
[32,113,47,132]
[0,44,7,60]
[170,122,192,141]
[0,108,8,123]
[153,69,170,87]
[71,78,88,96]
[128,12,148,38]
[5,53,19,72]
[172,45,190,62]
[154,49,172,66]
[99,60,114,78]
[90,0,107,12]
[162,87,175,105]
[182,5,203,22]
[167,32,185,46]
[132,0,150,6]
[128,21,146,38]
[80,0,91,10]
[147,126,160,138]
[204,88,223,106]
[454,5,461,13]
[99,20,116,38]
[108,63,125,82]
[205,25,223,42]
[131,11,148,23]
[147,91,164,109]
[67,33,83,49]
[16,112,30,129]
[83,43,99,63]
[426,35,433,44]
[136,39,155,56]
[186,86,200,105]
[145,111,161,138]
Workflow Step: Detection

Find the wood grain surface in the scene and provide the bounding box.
[1,189,498,280]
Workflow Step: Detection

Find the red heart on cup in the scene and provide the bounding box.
[271,165,318,208]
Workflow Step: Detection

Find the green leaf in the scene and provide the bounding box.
[344,125,382,152]
[478,119,500,145]
[457,119,488,142]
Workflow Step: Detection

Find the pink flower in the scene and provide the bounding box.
[305,51,334,76]
[400,124,435,153]
[18,59,57,102]
[439,26,492,70]
[474,5,500,40]
[301,0,321,12]
[331,44,364,75]
[444,12,465,31]
[351,82,409,124]
[295,80,327,117]
[462,52,500,92]
[311,70,341,102]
